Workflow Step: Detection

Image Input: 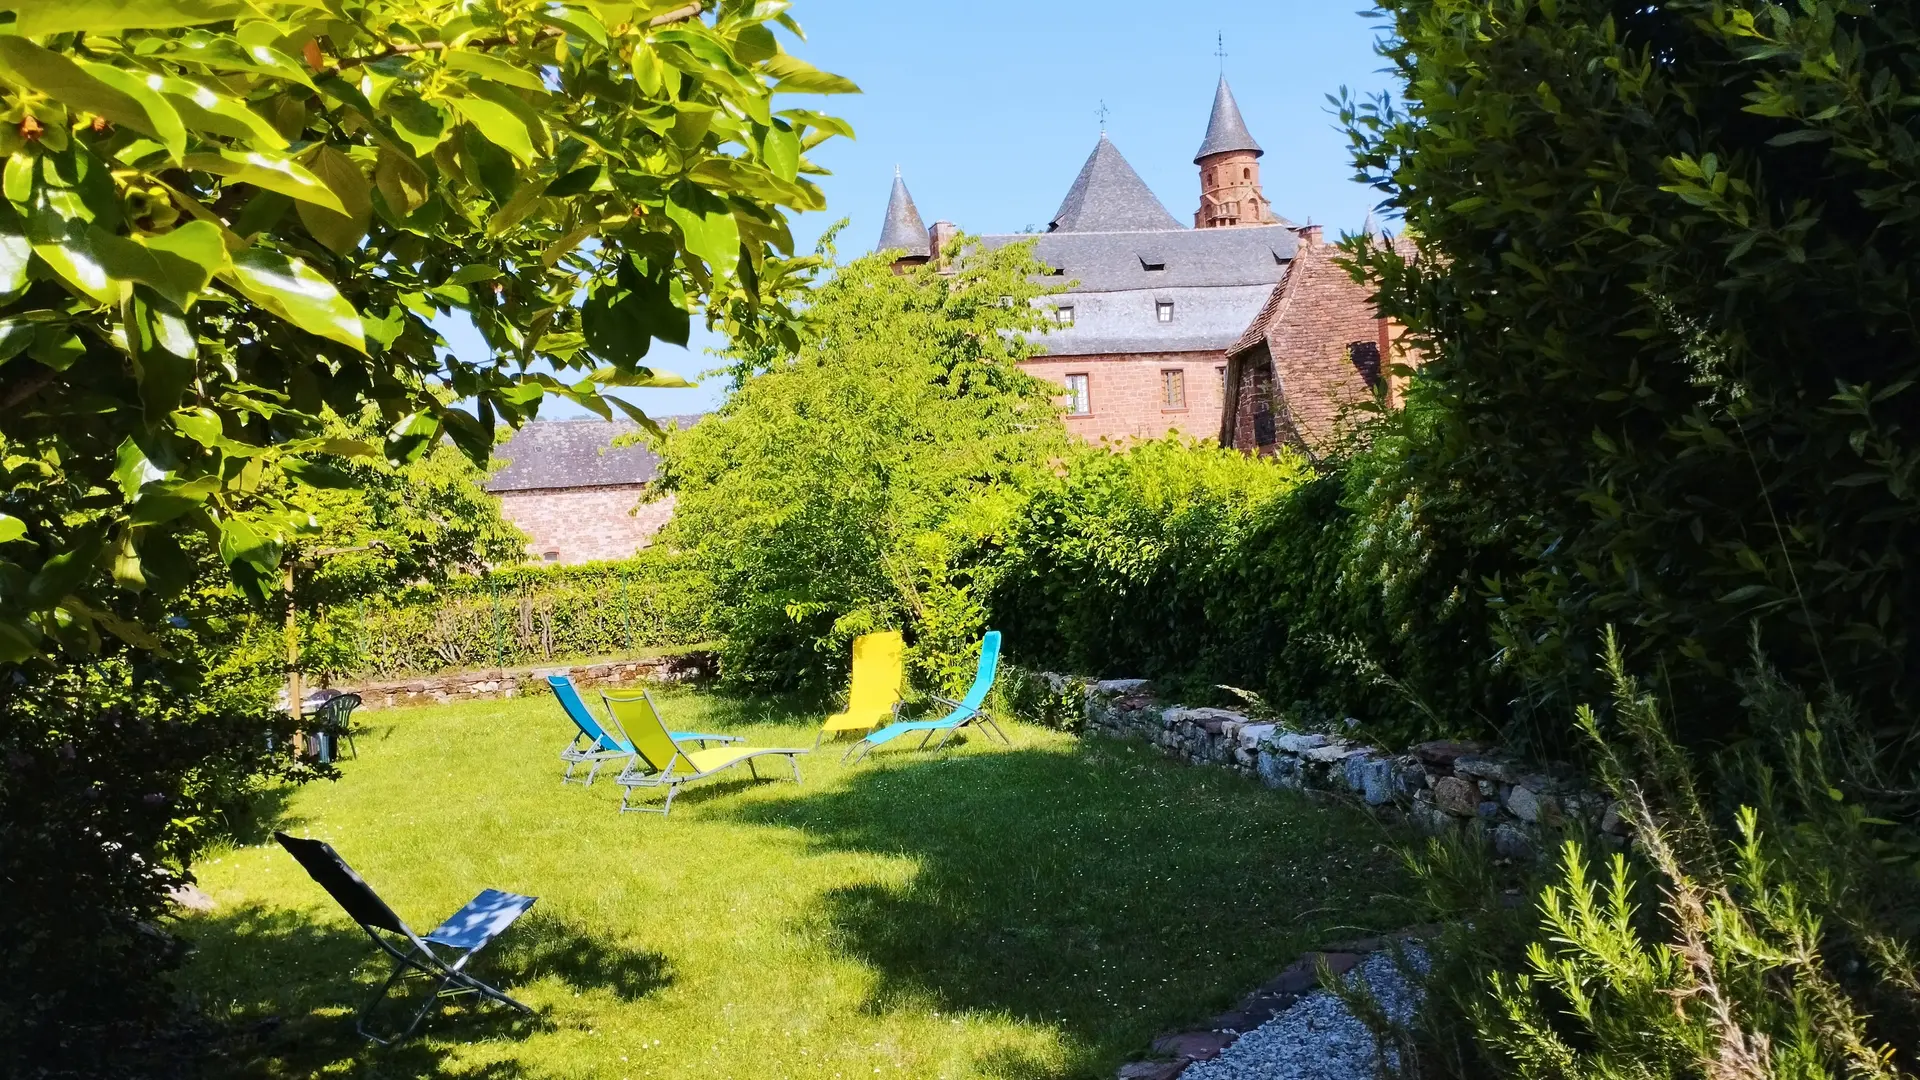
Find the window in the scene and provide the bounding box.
[1054,305,1074,326]
[1161,369,1187,409]
[542,550,561,562]
[1139,255,1166,272]
[1243,167,1251,179]
[1156,300,1175,323]
[1064,373,1091,415]
[1216,364,1228,386]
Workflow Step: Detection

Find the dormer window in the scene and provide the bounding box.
[1156,301,1175,323]
[1139,256,1166,272]
[1055,305,1075,326]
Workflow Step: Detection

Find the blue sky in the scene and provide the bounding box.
[477,1,1397,418]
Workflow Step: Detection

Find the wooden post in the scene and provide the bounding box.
[285,560,305,755]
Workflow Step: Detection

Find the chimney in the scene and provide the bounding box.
[928,221,958,268]
[1300,224,1324,248]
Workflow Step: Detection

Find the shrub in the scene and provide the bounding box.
[305,553,713,681]
[1346,0,1920,747]
[986,422,1515,749]
[654,242,1073,698]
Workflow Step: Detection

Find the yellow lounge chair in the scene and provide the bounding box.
[607,691,805,816]
[815,631,906,748]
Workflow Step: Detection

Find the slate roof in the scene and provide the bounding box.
[1195,76,1263,162]
[980,225,1297,356]
[875,170,930,256]
[1048,135,1183,233]
[486,416,700,493]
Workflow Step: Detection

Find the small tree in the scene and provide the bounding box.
[654,239,1073,693]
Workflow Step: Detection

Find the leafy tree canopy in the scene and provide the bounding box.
[654,238,1073,693]
[0,0,854,663]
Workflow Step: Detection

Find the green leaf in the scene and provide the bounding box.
[282,457,357,489]
[764,53,861,95]
[762,123,800,182]
[0,315,35,364]
[296,145,373,255]
[158,75,289,149]
[582,256,688,364]
[0,39,186,159]
[222,247,367,352]
[0,513,24,543]
[216,514,280,599]
[157,31,316,91]
[183,150,346,214]
[386,94,452,158]
[666,189,740,279]
[136,220,231,306]
[74,60,189,161]
[127,295,198,417]
[6,0,245,35]
[546,163,602,198]
[538,5,608,46]
[130,475,218,526]
[446,92,538,164]
[443,51,549,93]
[113,438,154,499]
[0,228,28,299]
[373,147,430,215]
[26,526,106,607]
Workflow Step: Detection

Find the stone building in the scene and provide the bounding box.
[878,77,1300,443]
[486,417,695,565]
[1219,227,1419,458]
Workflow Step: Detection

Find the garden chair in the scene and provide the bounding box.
[310,692,363,762]
[273,831,536,1045]
[549,674,737,786]
[608,689,806,816]
[815,630,907,749]
[844,631,1008,764]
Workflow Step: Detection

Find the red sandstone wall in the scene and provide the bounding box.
[497,485,675,565]
[1021,352,1228,443]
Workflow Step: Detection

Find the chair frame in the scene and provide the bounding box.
[550,675,738,786]
[844,632,1007,764]
[608,688,805,816]
[274,832,535,1045]
[310,692,363,761]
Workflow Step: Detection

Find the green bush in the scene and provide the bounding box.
[1346,0,1920,746]
[986,424,1516,749]
[305,553,713,681]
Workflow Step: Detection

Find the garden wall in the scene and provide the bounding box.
[1076,677,1629,857]
[335,651,718,711]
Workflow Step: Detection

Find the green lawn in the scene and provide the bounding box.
[178,688,1408,1079]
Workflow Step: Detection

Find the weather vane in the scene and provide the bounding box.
[1096,99,1110,133]
[1216,32,1227,73]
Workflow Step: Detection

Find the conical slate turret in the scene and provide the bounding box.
[1194,76,1263,163]
[875,169,930,257]
[1049,135,1182,233]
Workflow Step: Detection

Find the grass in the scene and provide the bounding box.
[178,688,1410,1079]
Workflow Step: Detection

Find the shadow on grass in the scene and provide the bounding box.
[182,904,670,1078]
[726,739,1410,1078]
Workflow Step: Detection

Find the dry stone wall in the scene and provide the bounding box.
[1080,678,1628,857]
[337,652,718,710]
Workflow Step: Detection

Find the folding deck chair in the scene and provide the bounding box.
[274,831,536,1045]
[845,631,1008,764]
[549,674,737,786]
[815,630,907,749]
[608,689,807,816]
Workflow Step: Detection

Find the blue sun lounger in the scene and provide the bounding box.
[275,831,536,1045]
[845,631,1008,764]
[550,675,737,785]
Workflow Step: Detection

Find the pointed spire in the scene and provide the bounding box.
[1049,134,1183,234]
[1361,208,1391,243]
[1194,75,1263,163]
[875,169,930,257]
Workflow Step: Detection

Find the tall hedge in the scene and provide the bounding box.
[1346,0,1920,742]
[305,554,712,681]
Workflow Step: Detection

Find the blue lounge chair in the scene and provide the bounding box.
[845,631,1008,764]
[550,675,737,785]
[275,831,536,1045]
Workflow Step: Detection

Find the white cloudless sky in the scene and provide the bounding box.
[448,1,1399,419]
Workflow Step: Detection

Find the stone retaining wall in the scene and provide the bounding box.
[336,652,718,710]
[1081,678,1628,857]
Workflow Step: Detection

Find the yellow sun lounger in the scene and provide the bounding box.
[607,691,806,816]
[815,631,906,748]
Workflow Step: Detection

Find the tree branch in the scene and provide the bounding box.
[0,366,57,413]
[328,3,705,73]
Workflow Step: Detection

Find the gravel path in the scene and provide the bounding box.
[1181,946,1429,1080]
